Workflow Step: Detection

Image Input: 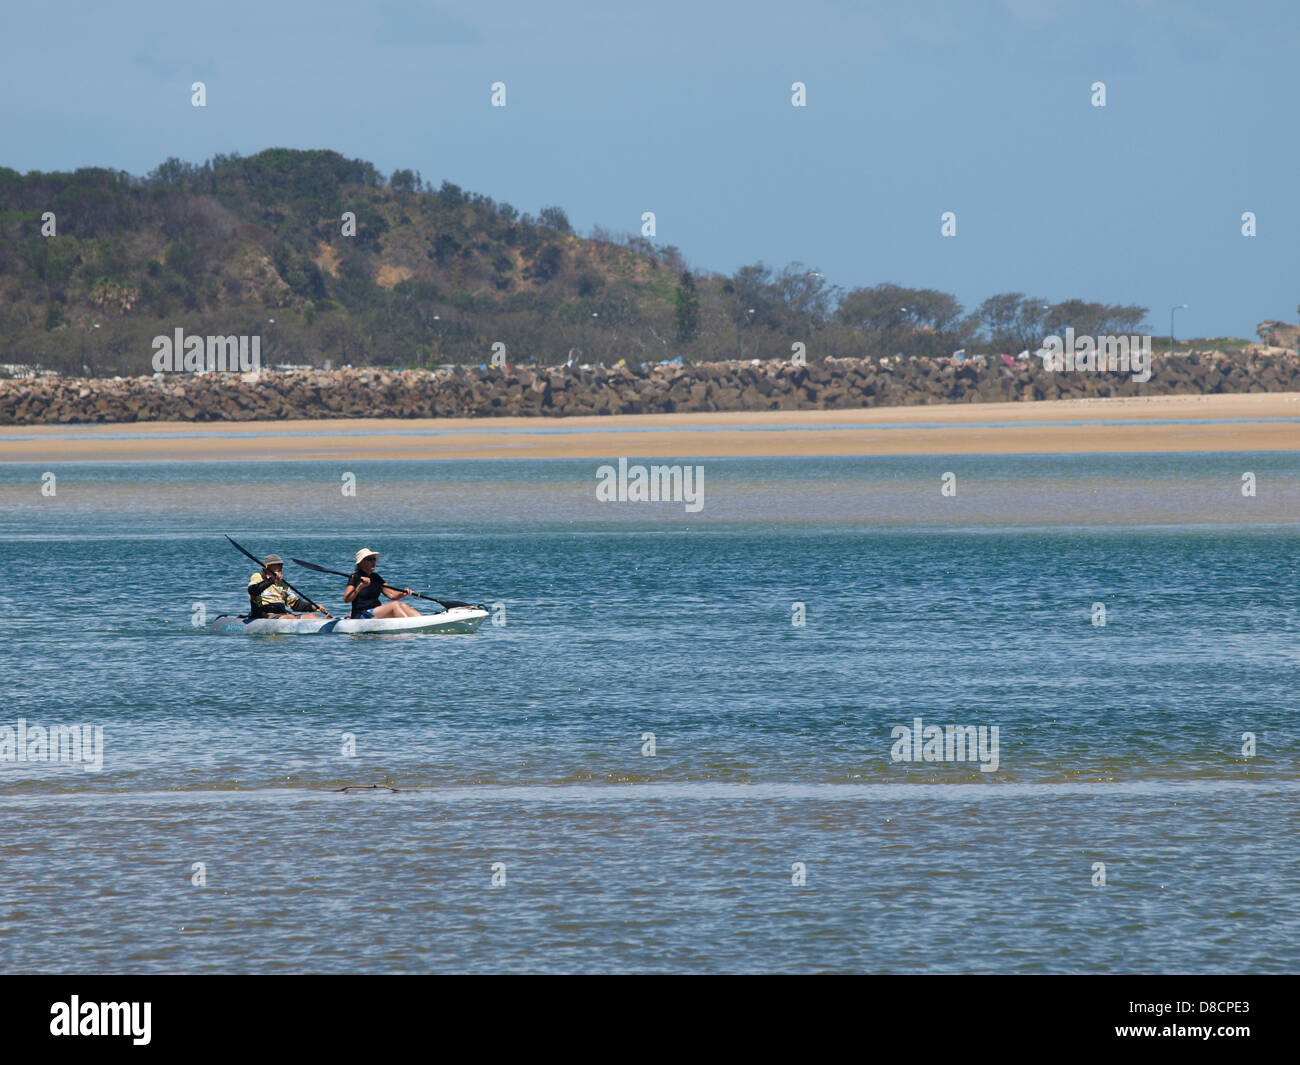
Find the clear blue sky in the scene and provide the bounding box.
[2,0,1297,339]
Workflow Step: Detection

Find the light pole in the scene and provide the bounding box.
[737,308,754,359]
[798,273,825,344]
[893,305,908,358]
[1170,304,1188,356]
[81,321,99,376]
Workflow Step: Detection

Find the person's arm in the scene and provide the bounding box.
[249,572,276,604]
[381,584,413,600]
[343,575,368,603]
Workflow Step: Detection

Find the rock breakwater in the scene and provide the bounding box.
[2,350,1298,425]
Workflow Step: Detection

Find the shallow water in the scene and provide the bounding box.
[0,453,1296,972]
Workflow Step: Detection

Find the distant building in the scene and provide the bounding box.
[1256,320,1300,349]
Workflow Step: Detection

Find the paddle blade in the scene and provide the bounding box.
[290,558,350,578]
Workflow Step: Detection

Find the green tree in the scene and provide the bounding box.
[836,283,968,358]
[538,206,572,233]
[529,244,565,282]
[164,240,197,280]
[771,262,834,336]
[727,263,779,328]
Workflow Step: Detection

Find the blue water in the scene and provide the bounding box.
[0,454,1297,973]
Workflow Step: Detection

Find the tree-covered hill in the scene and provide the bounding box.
[0,147,1155,375]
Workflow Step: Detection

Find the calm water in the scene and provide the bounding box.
[0,452,1297,973]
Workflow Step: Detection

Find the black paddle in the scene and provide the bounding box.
[225,535,334,618]
[288,557,480,611]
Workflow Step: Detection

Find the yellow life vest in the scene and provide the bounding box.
[248,570,296,608]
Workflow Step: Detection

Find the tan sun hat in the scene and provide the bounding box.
[355,548,379,565]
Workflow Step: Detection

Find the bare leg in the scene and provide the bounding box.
[371,601,419,619]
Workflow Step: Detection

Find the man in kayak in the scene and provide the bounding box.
[247,555,327,619]
[343,548,420,619]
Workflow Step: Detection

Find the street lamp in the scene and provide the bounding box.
[892,306,909,358]
[81,321,99,376]
[737,308,754,359]
[1170,304,1188,356]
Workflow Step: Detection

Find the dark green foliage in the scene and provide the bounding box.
[164,240,198,281]
[22,238,80,282]
[974,294,1151,353]
[432,232,461,265]
[528,244,564,283]
[0,148,1157,373]
[538,206,572,233]
[438,182,465,209]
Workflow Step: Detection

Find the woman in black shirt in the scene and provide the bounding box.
[343,548,420,619]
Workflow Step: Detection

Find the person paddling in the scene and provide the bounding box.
[343,548,420,619]
[248,555,327,619]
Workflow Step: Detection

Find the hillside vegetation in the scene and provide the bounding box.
[1,147,1161,375]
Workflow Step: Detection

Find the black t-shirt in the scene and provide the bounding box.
[347,570,385,617]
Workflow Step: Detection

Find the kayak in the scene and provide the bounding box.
[207,606,489,635]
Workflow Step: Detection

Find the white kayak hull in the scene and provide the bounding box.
[208,607,488,635]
